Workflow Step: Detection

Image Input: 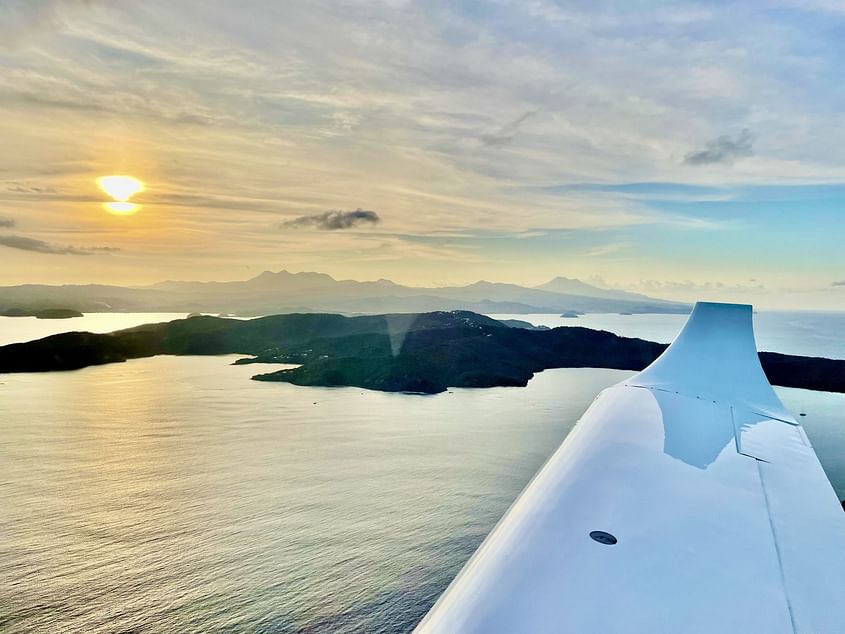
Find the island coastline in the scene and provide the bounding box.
[0,311,842,395]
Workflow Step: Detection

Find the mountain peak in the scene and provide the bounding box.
[255,269,288,279]
[534,276,660,303]
[248,270,335,282]
[534,276,599,293]
[241,270,339,292]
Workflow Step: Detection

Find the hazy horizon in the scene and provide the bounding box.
[1,1,844,310]
[3,267,845,311]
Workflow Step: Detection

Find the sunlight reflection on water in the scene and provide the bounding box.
[1,356,627,633]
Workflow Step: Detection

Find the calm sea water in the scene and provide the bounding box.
[0,313,192,347]
[489,310,845,360]
[1,313,844,633]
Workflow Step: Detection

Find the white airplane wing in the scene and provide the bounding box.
[415,302,845,633]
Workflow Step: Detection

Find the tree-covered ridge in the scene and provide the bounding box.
[0,312,842,395]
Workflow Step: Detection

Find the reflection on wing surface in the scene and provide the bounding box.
[416,302,845,634]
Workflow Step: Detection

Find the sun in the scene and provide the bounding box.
[97,175,144,215]
[98,175,143,201]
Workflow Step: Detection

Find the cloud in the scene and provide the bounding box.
[0,217,15,228]
[480,111,536,147]
[582,242,627,257]
[0,235,118,255]
[628,279,765,293]
[5,183,57,194]
[0,0,98,49]
[0,87,233,128]
[0,1,843,296]
[281,209,382,230]
[832,280,845,287]
[83,245,122,252]
[684,129,755,166]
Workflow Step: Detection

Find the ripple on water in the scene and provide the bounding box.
[2,352,843,633]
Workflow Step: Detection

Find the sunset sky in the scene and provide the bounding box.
[1,0,844,308]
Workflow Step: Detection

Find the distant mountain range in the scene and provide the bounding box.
[0,270,689,315]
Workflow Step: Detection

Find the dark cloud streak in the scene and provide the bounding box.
[6,183,57,194]
[281,209,381,230]
[480,111,536,147]
[0,235,119,255]
[684,129,755,165]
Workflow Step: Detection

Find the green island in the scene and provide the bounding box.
[0,311,843,394]
[1,307,84,319]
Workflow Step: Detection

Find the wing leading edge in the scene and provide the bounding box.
[415,302,845,633]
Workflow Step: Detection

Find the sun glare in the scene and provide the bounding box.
[98,175,144,215]
[98,175,144,201]
[104,201,140,215]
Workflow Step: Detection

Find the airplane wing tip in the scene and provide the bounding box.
[630,300,793,421]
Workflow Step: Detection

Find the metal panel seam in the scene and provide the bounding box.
[730,406,741,456]
[628,384,797,425]
[756,457,798,634]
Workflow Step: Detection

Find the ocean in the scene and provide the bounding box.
[488,310,845,360]
[1,311,843,633]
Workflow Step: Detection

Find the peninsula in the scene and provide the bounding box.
[1,307,84,319]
